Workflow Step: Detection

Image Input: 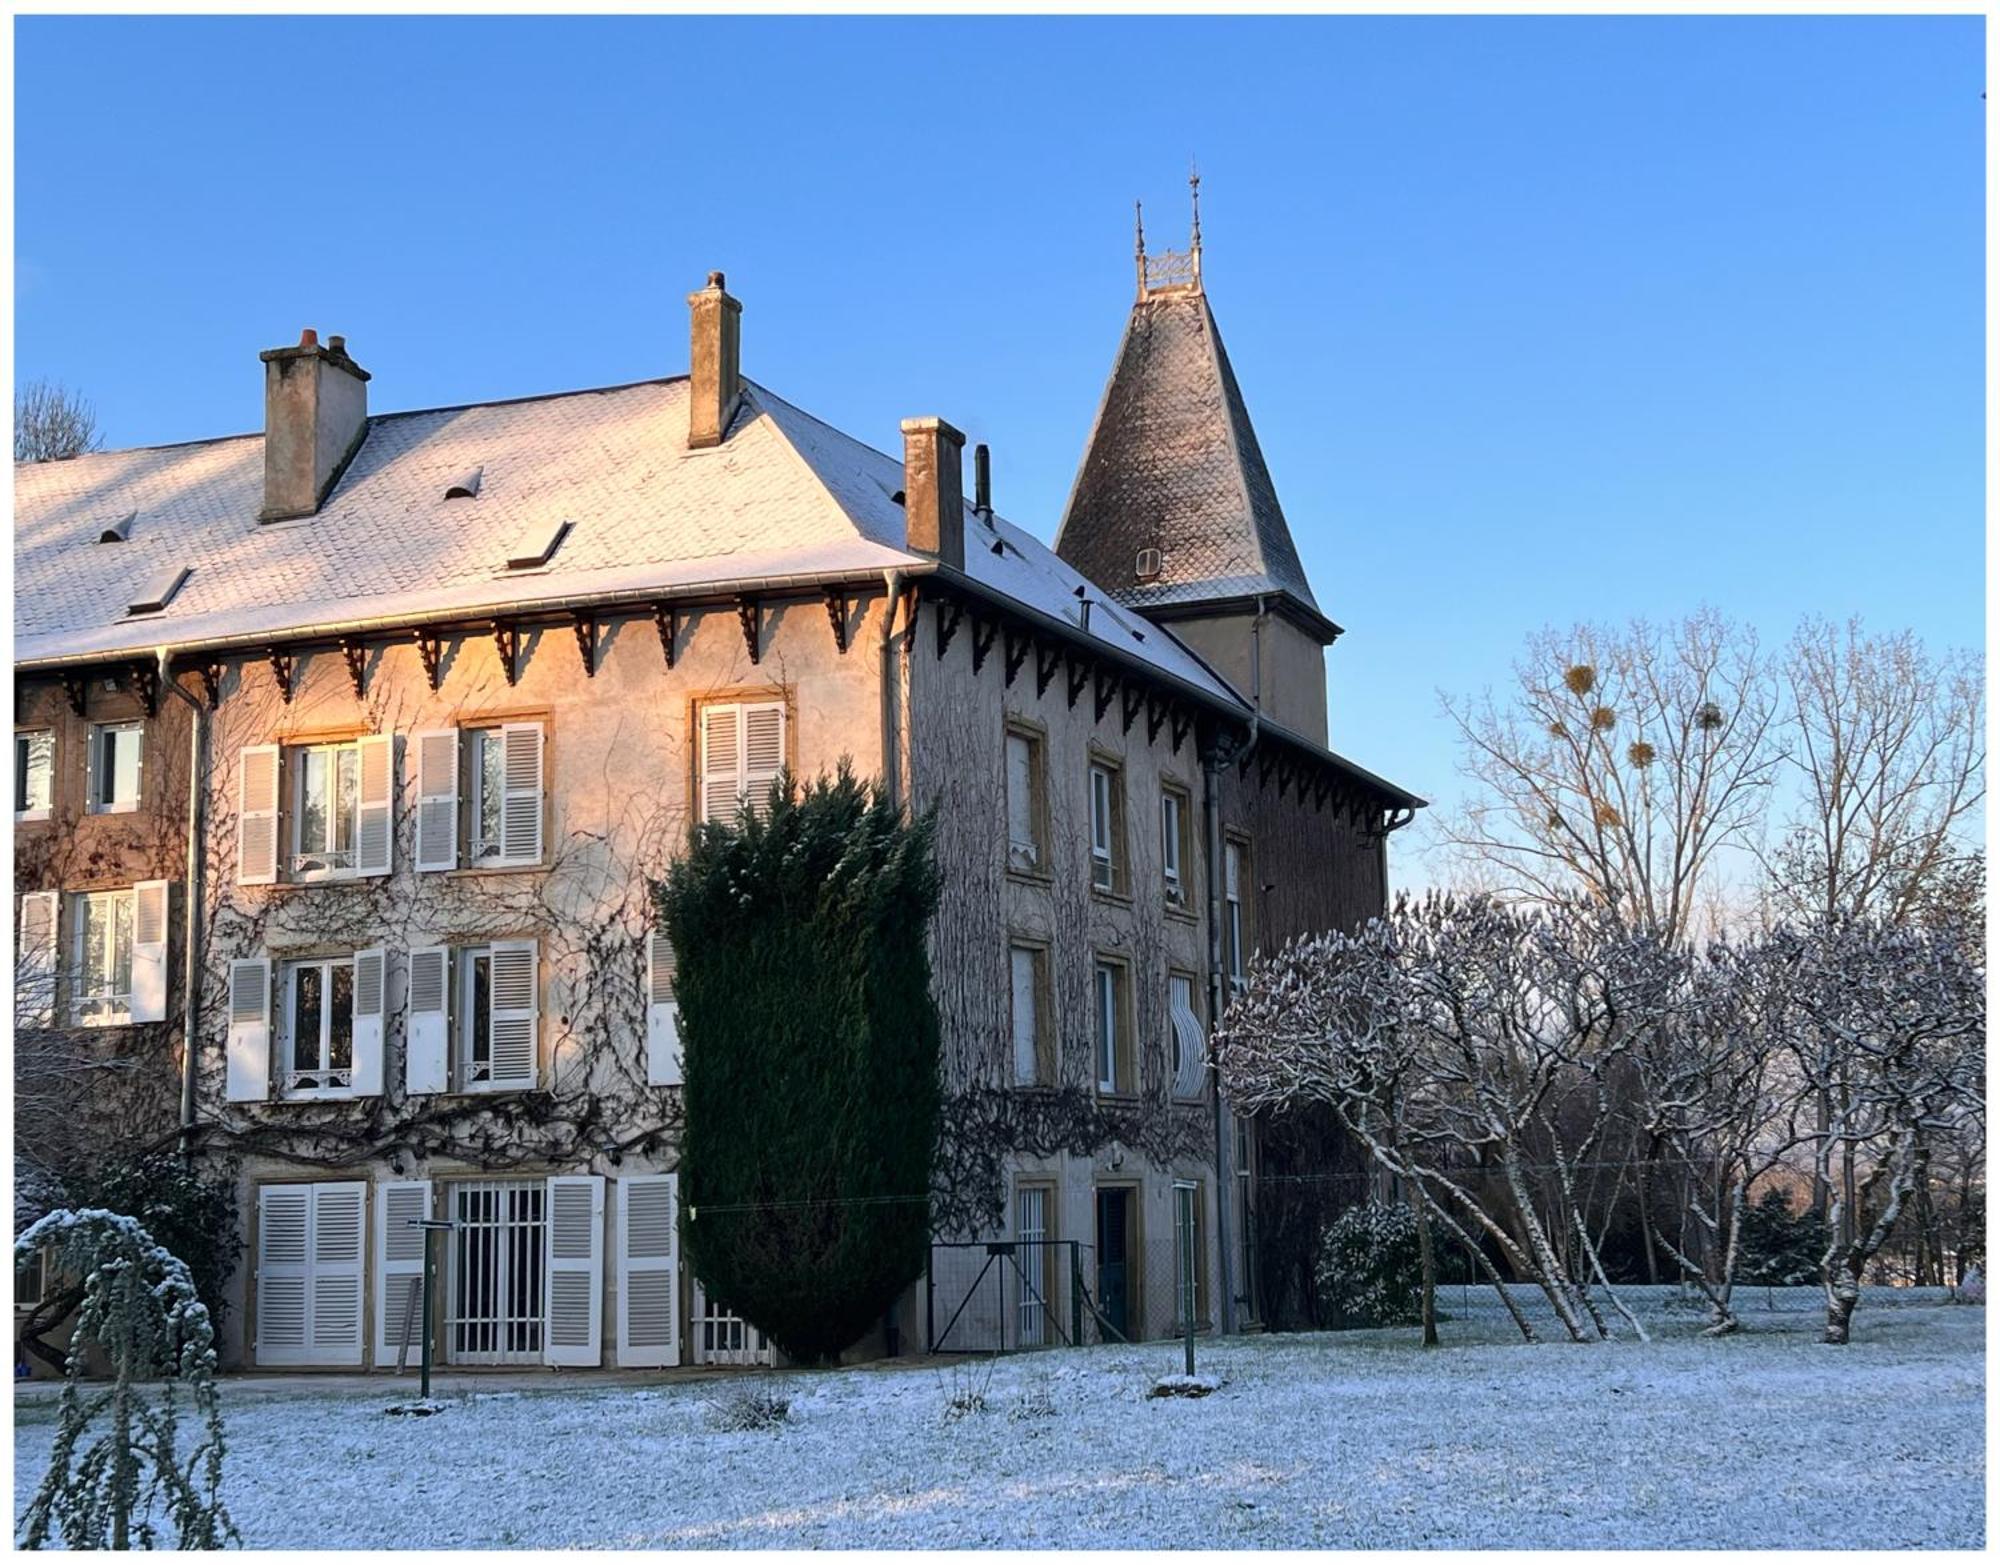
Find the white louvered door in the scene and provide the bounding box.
[238,745,282,885]
[645,928,682,1087]
[412,730,460,872]
[374,1180,433,1366]
[617,1174,679,1368]
[256,1181,365,1366]
[129,880,171,1023]
[544,1175,605,1367]
[355,735,395,876]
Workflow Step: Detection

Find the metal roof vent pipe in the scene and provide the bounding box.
[973,442,993,523]
[687,271,743,450]
[258,328,371,522]
[900,416,965,572]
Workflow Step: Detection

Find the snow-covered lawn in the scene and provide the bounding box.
[14,1286,1983,1548]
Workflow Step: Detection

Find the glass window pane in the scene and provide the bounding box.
[298,750,328,855]
[335,748,359,857]
[468,951,493,1070]
[477,731,504,857]
[110,729,141,804]
[294,966,323,1072]
[17,732,52,812]
[329,963,354,1072]
[80,899,110,999]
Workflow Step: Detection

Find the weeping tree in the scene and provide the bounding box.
[15,1210,235,1550]
[657,766,941,1364]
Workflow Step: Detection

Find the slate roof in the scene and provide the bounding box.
[1054,287,1334,638]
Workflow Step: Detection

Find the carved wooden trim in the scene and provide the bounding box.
[970,615,998,675]
[268,648,296,705]
[1170,705,1192,756]
[1004,628,1031,688]
[572,611,597,679]
[1146,694,1167,745]
[59,672,88,719]
[1036,645,1060,698]
[340,637,368,700]
[653,603,679,670]
[934,598,963,661]
[128,662,160,719]
[198,660,224,711]
[1093,668,1116,723]
[1065,655,1089,711]
[414,629,444,692]
[1121,683,1143,735]
[823,588,851,654]
[736,596,762,665]
[493,622,520,687]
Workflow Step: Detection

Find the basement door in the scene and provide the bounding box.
[446,1180,546,1366]
[691,1280,774,1366]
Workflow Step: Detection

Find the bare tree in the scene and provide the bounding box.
[1765,617,1983,926]
[1435,609,1781,945]
[14,378,103,462]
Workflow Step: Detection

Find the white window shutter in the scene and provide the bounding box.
[129,880,172,1024]
[646,928,682,1087]
[254,1185,311,1365]
[309,1182,367,1366]
[226,957,272,1103]
[699,705,741,824]
[617,1173,679,1368]
[238,744,282,886]
[17,890,60,1026]
[405,947,450,1095]
[412,729,460,872]
[499,722,544,865]
[544,1174,605,1367]
[374,1180,433,1365]
[1010,946,1039,1086]
[488,939,538,1089]
[350,947,387,1096]
[355,734,395,876]
[742,703,786,819]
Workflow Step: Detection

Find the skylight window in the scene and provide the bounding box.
[506,519,572,572]
[127,564,190,617]
[98,512,135,544]
[444,467,483,500]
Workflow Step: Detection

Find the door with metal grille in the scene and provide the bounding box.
[447,1180,546,1365]
[690,1279,773,1365]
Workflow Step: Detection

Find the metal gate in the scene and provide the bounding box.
[447,1180,546,1365]
[691,1280,773,1366]
[927,1240,1094,1353]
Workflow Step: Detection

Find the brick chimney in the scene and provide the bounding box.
[900,417,966,571]
[687,271,742,449]
[258,329,370,522]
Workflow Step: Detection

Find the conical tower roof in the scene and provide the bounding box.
[1055,198,1336,643]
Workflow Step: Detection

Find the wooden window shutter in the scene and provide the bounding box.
[17,890,60,1026]
[308,1182,367,1365]
[226,957,272,1103]
[129,880,172,1023]
[237,745,282,885]
[412,729,460,872]
[543,1174,605,1367]
[350,947,387,1096]
[645,928,682,1087]
[254,1184,311,1365]
[616,1173,679,1368]
[405,947,451,1095]
[498,722,544,865]
[373,1180,433,1366]
[1006,734,1037,869]
[698,704,742,825]
[488,939,539,1088]
[355,734,395,876]
[1009,946,1039,1086]
[741,703,785,819]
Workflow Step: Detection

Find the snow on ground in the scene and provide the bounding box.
[14,1286,1983,1549]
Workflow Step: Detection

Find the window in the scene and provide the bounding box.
[465,727,508,864]
[283,957,355,1097]
[1174,1181,1209,1332]
[1004,726,1046,873]
[1093,959,1132,1095]
[1009,942,1050,1086]
[458,946,496,1087]
[1161,786,1191,906]
[87,722,143,814]
[291,741,362,877]
[1089,760,1124,893]
[1015,1184,1056,1347]
[452,940,539,1092]
[16,1244,48,1310]
[699,701,786,824]
[70,890,134,1026]
[14,730,53,820]
[1169,973,1206,1098]
[1225,838,1251,991]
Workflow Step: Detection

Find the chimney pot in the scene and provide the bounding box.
[299,328,318,348]
[327,334,346,353]
[900,416,966,571]
[686,271,743,450]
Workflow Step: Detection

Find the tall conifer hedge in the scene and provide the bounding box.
[656,766,941,1364]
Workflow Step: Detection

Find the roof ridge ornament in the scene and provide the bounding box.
[1135,164,1204,301]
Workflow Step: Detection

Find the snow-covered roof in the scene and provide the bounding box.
[10,377,1241,710]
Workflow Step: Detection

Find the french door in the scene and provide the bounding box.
[447,1180,546,1365]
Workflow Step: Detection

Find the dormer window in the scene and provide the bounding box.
[506,519,572,571]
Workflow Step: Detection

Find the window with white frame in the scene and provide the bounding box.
[464,727,507,864]
[1093,958,1131,1095]
[1089,761,1124,893]
[1005,726,1046,873]
[291,741,362,877]
[1161,786,1191,906]
[14,729,53,820]
[1225,838,1250,991]
[70,889,134,1025]
[87,722,143,814]
[409,723,542,873]
[1169,972,1206,1098]
[451,940,539,1092]
[283,957,355,1096]
[699,701,786,824]
[1009,941,1049,1086]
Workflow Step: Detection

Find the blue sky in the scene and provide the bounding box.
[15,16,1985,886]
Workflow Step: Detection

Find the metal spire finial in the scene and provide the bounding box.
[1134,200,1147,298]
[1189,160,1203,289]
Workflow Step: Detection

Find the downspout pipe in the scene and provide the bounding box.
[157,647,206,1157]
[878,570,904,809]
